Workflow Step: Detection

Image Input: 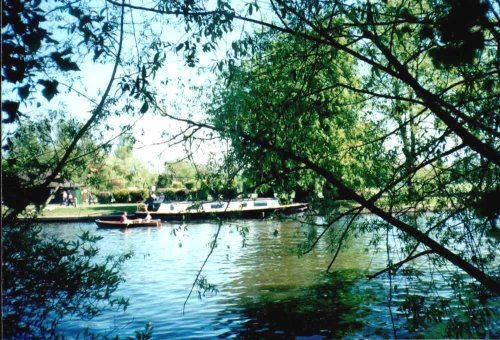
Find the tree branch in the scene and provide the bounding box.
[367,250,434,280]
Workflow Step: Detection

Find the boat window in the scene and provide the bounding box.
[254,202,268,207]
[240,203,247,207]
[211,203,225,209]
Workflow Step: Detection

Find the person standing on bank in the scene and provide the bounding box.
[62,190,68,206]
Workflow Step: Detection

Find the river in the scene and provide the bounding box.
[38,218,496,338]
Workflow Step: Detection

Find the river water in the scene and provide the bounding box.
[39,218,495,338]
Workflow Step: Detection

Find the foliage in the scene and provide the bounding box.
[175,188,189,201]
[96,191,113,204]
[128,322,154,340]
[184,180,196,190]
[156,161,201,189]
[167,161,198,181]
[200,0,499,334]
[2,113,107,211]
[194,275,219,300]
[112,189,130,203]
[171,181,183,189]
[2,221,132,337]
[210,31,383,199]
[129,189,148,203]
[93,136,158,192]
[188,187,209,201]
[1,0,169,219]
[156,173,172,188]
[157,187,177,201]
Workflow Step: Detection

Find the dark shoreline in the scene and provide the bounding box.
[21,214,127,223]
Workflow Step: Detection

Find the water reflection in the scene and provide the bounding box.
[37,218,496,338]
[215,270,384,338]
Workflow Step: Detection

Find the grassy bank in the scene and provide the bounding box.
[40,203,138,218]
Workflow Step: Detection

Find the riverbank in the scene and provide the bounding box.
[26,203,139,222]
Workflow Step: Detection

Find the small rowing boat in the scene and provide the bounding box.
[95,219,161,228]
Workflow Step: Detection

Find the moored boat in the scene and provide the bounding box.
[136,198,308,221]
[95,219,161,228]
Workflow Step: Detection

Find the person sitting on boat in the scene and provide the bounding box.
[120,212,130,223]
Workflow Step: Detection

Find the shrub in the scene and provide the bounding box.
[157,188,177,201]
[184,180,196,190]
[188,188,208,201]
[156,173,172,188]
[3,222,131,337]
[96,192,113,204]
[222,187,238,200]
[129,189,148,203]
[110,178,125,190]
[112,189,129,203]
[175,188,189,201]
[171,181,183,189]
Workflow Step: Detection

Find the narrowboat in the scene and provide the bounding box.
[136,198,307,221]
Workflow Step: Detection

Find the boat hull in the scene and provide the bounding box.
[95,219,161,228]
[135,203,308,221]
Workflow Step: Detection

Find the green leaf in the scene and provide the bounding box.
[38,79,59,101]
[51,52,80,71]
[18,84,30,100]
[69,7,83,18]
[2,101,20,123]
[140,101,149,113]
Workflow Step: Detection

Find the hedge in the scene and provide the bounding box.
[96,192,112,204]
[129,189,148,203]
[112,189,129,203]
[157,188,177,201]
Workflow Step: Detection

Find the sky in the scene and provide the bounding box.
[16,7,237,171]
[50,2,255,171]
[1,0,276,171]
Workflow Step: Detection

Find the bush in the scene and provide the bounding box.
[157,188,177,201]
[184,180,196,190]
[175,188,189,201]
[188,188,208,201]
[3,222,131,337]
[171,181,183,189]
[96,192,113,204]
[112,189,129,203]
[110,178,125,190]
[156,173,172,188]
[129,189,148,203]
[222,187,238,200]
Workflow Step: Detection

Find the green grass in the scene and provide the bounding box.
[40,203,139,217]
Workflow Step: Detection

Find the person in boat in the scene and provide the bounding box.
[120,211,144,224]
[120,212,130,223]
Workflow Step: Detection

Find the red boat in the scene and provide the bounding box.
[95,219,161,228]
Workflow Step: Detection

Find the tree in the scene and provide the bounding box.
[2,112,109,210]
[2,0,168,335]
[2,0,498,336]
[110,0,496,335]
[194,2,498,335]
[3,222,132,337]
[88,135,157,191]
[108,0,498,292]
[2,0,170,220]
